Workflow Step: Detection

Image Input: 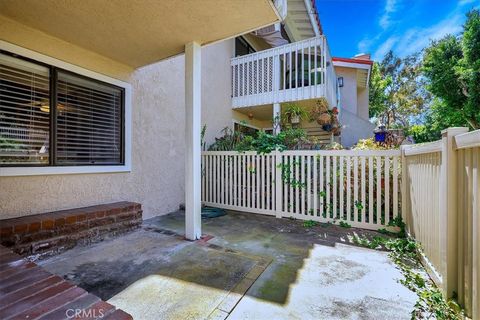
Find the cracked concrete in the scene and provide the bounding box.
[40,210,416,320]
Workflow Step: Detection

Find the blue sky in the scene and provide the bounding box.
[315,0,480,61]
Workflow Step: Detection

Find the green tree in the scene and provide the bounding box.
[407,98,468,143]
[422,9,480,130]
[369,51,429,128]
[368,62,388,118]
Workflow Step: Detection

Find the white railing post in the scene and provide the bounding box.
[439,127,468,296]
[275,151,283,218]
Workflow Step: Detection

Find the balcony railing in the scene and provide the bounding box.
[231,36,338,108]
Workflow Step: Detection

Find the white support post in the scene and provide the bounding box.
[185,42,202,240]
[273,103,281,135]
[439,127,468,296]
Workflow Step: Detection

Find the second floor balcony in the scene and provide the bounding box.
[231,36,338,109]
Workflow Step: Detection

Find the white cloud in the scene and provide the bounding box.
[393,11,464,57]
[379,0,400,29]
[371,1,472,61]
[358,37,373,53]
[373,36,399,61]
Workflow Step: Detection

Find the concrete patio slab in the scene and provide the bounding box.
[39,210,417,320]
[228,243,415,320]
[40,228,265,320]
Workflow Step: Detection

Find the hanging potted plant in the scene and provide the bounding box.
[283,103,308,125]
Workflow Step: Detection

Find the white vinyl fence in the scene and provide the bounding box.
[202,149,402,230]
[402,128,479,319]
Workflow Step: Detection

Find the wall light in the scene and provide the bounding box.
[338,77,344,87]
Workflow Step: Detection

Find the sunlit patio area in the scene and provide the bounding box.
[38,210,416,320]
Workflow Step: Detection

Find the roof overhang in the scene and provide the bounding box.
[333,57,373,88]
[284,0,322,41]
[0,0,280,68]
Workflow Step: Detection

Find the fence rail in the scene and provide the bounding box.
[202,149,401,230]
[402,128,479,319]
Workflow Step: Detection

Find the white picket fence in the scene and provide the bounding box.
[202,149,401,230]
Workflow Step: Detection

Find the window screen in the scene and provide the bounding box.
[0,54,50,165]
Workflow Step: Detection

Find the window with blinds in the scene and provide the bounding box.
[57,72,122,165]
[0,52,124,167]
[0,54,50,165]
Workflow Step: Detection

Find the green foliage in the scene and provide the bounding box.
[209,127,308,154]
[353,138,391,150]
[406,97,470,142]
[339,221,351,228]
[353,214,461,319]
[422,9,480,131]
[354,200,364,211]
[396,257,462,319]
[369,62,389,119]
[369,51,429,128]
[321,142,344,150]
[277,128,308,149]
[282,103,308,122]
[208,126,242,151]
[303,220,318,228]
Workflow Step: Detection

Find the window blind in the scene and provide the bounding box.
[56,71,123,165]
[0,53,50,165]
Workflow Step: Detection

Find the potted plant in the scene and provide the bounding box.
[309,98,331,125]
[283,103,308,125]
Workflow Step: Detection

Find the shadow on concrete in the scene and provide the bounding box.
[39,210,396,309]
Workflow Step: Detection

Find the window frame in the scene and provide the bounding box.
[0,41,132,177]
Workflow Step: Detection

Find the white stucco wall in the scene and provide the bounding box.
[336,67,357,115]
[1,56,187,220]
[201,40,236,146]
[357,87,369,121]
[0,22,238,219]
[339,109,375,148]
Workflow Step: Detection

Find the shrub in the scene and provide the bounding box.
[353,137,390,150]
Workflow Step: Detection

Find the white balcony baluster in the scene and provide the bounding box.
[231,36,339,109]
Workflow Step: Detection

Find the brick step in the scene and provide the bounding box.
[0,245,132,319]
[0,202,142,257]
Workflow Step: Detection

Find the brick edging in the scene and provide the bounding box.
[0,202,142,257]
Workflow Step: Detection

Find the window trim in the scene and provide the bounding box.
[0,40,132,177]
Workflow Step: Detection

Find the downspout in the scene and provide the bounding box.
[303,0,321,36]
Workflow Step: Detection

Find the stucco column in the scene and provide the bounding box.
[273,103,281,135]
[185,41,202,240]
